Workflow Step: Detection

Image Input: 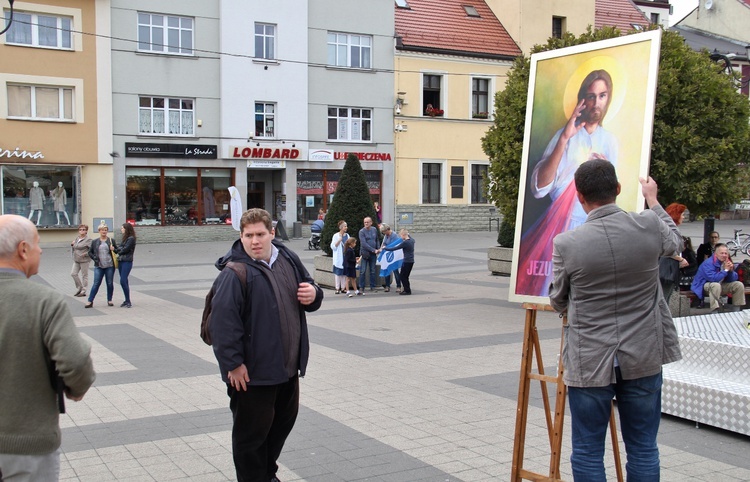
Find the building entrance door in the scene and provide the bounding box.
[247,182,265,210]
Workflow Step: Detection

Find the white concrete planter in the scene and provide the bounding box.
[313,255,336,288]
[487,246,513,276]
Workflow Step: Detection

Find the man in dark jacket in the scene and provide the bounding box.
[209,208,323,482]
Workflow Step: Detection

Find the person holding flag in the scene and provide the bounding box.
[377,224,402,293]
[380,228,414,295]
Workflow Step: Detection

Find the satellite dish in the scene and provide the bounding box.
[705,0,713,10]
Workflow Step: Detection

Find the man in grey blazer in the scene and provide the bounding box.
[549,159,682,481]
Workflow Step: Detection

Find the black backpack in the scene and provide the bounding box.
[200,261,247,345]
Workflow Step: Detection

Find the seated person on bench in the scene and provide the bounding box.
[691,243,745,311]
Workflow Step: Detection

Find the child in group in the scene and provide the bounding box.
[343,237,363,297]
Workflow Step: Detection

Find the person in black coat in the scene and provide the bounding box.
[114,223,136,308]
[208,208,323,482]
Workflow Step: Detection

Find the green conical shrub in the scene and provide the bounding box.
[321,153,379,256]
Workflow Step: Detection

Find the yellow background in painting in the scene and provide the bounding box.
[531,40,653,213]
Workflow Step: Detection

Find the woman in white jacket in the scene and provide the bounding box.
[330,220,349,294]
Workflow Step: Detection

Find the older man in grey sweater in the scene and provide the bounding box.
[0,214,95,481]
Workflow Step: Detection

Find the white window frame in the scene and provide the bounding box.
[254,23,276,60]
[254,102,276,138]
[6,83,74,122]
[422,72,447,117]
[138,96,195,136]
[3,9,74,50]
[327,106,372,142]
[470,77,492,119]
[419,160,446,205]
[137,12,194,55]
[327,32,372,69]
[469,162,490,204]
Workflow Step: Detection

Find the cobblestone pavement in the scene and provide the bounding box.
[29,223,750,481]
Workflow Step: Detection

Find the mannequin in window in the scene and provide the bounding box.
[203,186,216,218]
[28,181,45,225]
[51,181,71,225]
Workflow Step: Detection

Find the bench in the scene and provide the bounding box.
[677,286,750,306]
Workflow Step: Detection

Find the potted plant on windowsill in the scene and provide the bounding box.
[425,104,444,117]
[472,112,489,119]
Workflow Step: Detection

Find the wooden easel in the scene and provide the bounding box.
[511,304,623,482]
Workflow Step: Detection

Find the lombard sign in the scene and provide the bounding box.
[125,143,217,159]
[231,146,301,160]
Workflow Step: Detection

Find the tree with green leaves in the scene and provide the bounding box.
[320,153,379,256]
[482,27,750,247]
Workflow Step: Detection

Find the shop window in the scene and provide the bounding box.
[7,84,74,121]
[327,107,371,142]
[138,96,194,136]
[254,102,275,138]
[296,170,324,223]
[1,165,80,227]
[4,10,72,49]
[296,169,380,223]
[201,169,231,223]
[137,12,193,55]
[254,23,275,60]
[364,170,382,207]
[126,167,232,226]
[471,164,489,204]
[125,168,161,225]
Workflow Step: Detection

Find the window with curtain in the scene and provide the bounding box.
[4,11,72,49]
[139,96,194,136]
[7,84,73,121]
[327,106,371,142]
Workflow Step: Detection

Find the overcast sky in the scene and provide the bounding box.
[669,0,699,26]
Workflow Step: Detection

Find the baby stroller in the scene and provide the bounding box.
[308,219,324,250]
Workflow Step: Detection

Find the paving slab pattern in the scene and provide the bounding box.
[26,224,750,481]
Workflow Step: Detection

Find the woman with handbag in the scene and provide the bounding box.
[115,223,137,308]
[85,222,117,308]
[659,203,687,302]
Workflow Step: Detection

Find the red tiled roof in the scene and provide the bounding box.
[395,0,521,59]
[595,0,650,31]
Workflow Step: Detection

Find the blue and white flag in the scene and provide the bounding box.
[377,239,404,276]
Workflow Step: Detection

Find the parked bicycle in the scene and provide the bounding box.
[725,229,750,257]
